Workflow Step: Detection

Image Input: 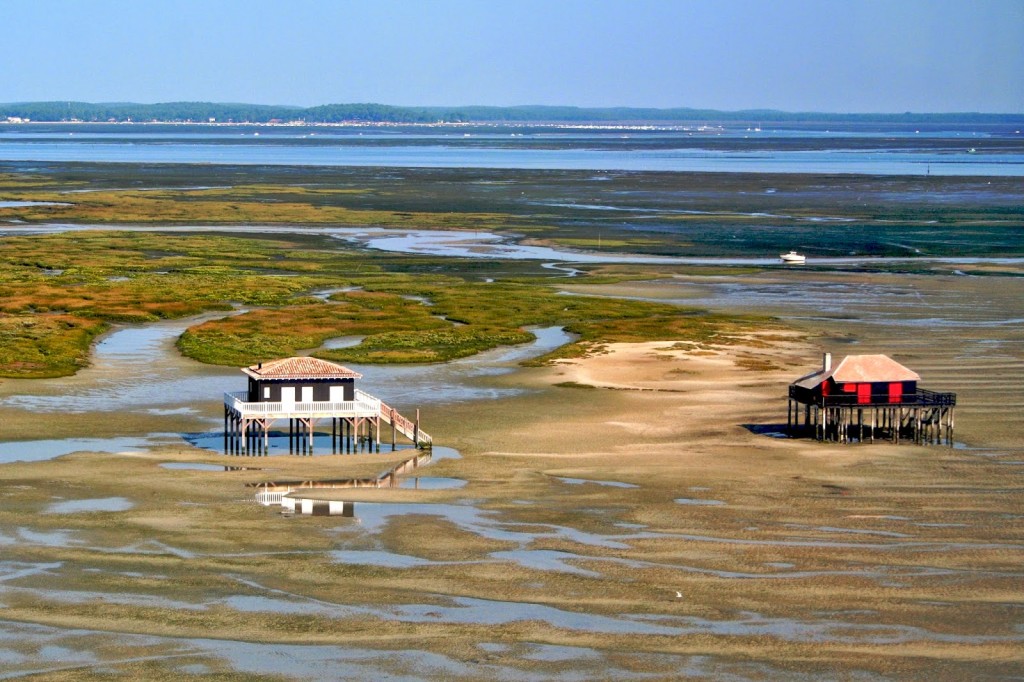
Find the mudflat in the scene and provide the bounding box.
[0,157,1021,679]
[1,266,1021,680]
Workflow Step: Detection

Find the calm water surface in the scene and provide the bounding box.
[1,125,1021,176]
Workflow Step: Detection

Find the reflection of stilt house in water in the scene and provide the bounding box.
[248,449,434,513]
[223,357,431,455]
[788,353,956,444]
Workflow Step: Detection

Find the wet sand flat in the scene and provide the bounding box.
[0,277,1021,680]
[0,247,1021,679]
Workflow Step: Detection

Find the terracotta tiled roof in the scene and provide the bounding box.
[242,357,362,381]
[793,354,919,389]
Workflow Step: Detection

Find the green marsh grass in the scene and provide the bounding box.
[0,227,776,376]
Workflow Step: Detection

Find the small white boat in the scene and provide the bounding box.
[780,250,806,264]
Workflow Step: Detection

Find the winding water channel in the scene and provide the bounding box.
[1,223,1021,457]
[8,222,1024,268]
[0,313,573,462]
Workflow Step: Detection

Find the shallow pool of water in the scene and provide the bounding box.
[557,476,639,489]
[45,497,134,514]
[397,477,466,490]
[334,501,632,550]
[159,462,228,472]
[0,436,182,464]
[675,497,726,506]
[488,549,607,577]
[0,201,70,208]
[0,617,725,681]
[320,335,364,350]
[1,530,79,549]
[330,550,447,568]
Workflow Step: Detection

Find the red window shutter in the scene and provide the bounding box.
[857,383,871,404]
[888,382,903,404]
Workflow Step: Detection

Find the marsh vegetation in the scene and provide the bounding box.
[0,228,772,375]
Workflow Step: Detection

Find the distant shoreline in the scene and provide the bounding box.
[3,101,1022,126]
[2,119,726,132]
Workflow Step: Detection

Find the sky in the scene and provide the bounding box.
[3,0,1022,113]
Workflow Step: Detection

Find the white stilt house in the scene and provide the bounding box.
[223,357,430,455]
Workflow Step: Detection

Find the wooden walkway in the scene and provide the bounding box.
[223,389,431,455]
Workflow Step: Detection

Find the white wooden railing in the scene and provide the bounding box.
[255,490,289,506]
[224,388,431,447]
[224,390,380,417]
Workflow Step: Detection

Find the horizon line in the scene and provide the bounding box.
[2,101,1023,118]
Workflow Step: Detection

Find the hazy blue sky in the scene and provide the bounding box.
[4,0,1022,112]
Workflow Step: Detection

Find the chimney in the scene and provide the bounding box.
[822,352,832,372]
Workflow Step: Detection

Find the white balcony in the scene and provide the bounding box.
[224,389,382,419]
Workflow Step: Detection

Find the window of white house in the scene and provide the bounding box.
[263,387,270,399]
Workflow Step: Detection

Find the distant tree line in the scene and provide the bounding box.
[1,101,1020,125]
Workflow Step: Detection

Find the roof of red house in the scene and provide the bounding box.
[241,357,362,381]
[793,354,920,389]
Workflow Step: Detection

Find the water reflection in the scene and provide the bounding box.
[250,447,463,514]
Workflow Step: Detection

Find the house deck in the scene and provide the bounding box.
[787,353,956,445]
[223,388,431,455]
